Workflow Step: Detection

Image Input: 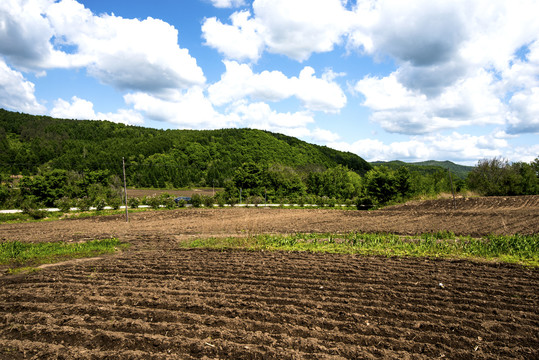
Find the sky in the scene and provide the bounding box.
[1,0,538,166]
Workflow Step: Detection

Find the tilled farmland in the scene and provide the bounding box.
[1,195,538,359]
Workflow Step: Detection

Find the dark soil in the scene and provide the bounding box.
[0,195,538,359]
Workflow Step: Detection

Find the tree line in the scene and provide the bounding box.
[1,109,538,211]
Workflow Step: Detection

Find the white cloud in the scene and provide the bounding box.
[50,96,95,120]
[123,87,339,143]
[202,11,265,62]
[508,87,539,134]
[202,0,354,62]
[363,0,469,66]
[355,69,507,135]
[229,100,313,129]
[0,0,67,70]
[1,0,205,93]
[47,0,205,92]
[125,88,231,129]
[329,132,509,164]
[209,0,246,9]
[0,58,45,114]
[349,0,539,137]
[208,61,346,113]
[252,0,352,61]
[51,96,143,125]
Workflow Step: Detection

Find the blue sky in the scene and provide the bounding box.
[1,0,538,165]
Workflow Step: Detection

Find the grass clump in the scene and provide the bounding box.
[180,232,539,267]
[0,238,126,271]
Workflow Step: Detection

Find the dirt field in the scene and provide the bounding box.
[1,196,538,359]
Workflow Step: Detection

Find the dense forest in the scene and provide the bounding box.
[0,109,537,210]
[0,108,370,181]
[371,160,473,180]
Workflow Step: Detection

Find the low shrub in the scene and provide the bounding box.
[147,195,161,209]
[202,195,215,208]
[54,197,72,213]
[94,197,106,211]
[162,196,176,209]
[76,197,92,212]
[356,196,375,210]
[128,197,140,209]
[190,194,202,208]
[108,197,122,210]
[176,199,186,207]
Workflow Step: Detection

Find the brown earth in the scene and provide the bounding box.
[0,195,538,359]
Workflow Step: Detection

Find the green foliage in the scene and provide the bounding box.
[202,195,215,208]
[176,199,187,207]
[467,157,539,196]
[190,193,203,208]
[2,110,536,208]
[181,232,539,266]
[76,197,92,211]
[147,195,162,209]
[94,197,106,211]
[371,160,473,179]
[356,196,375,210]
[248,196,264,207]
[128,197,140,209]
[20,198,48,219]
[0,238,123,267]
[108,196,122,210]
[54,197,72,213]
[0,109,371,193]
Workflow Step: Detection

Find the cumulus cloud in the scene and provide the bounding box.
[507,88,539,134]
[202,11,265,62]
[209,0,246,9]
[252,0,352,61]
[125,88,231,129]
[50,96,143,125]
[1,0,205,93]
[355,68,507,135]
[123,87,339,143]
[329,132,509,164]
[361,0,468,66]
[0,58,45,114]
[202,0,354,62]
[348,0,539,137]
[208,61,346,113]
[0,0,67,70]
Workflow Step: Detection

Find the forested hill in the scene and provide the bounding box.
[371,160,473,179]
[0,109,371,187]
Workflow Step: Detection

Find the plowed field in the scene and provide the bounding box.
[1,196,538,359]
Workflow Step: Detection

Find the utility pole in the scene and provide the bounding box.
[448,168,456,210]
[123,157,129,222]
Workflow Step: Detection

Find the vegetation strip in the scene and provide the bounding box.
[181,232,539,267]
[0,238,125,272]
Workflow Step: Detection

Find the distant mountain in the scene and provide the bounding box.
[0,109,371,187]
[370,160,473,179]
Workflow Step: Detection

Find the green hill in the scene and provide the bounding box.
[0,109,371,187]
[370,160,473,179]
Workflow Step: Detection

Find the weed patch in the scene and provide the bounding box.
[0,238,126,272]
[181,232,539,267]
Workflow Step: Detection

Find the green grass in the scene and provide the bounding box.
[0,238,126,273]
[0,208,152,224]
[180,232,539,267]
